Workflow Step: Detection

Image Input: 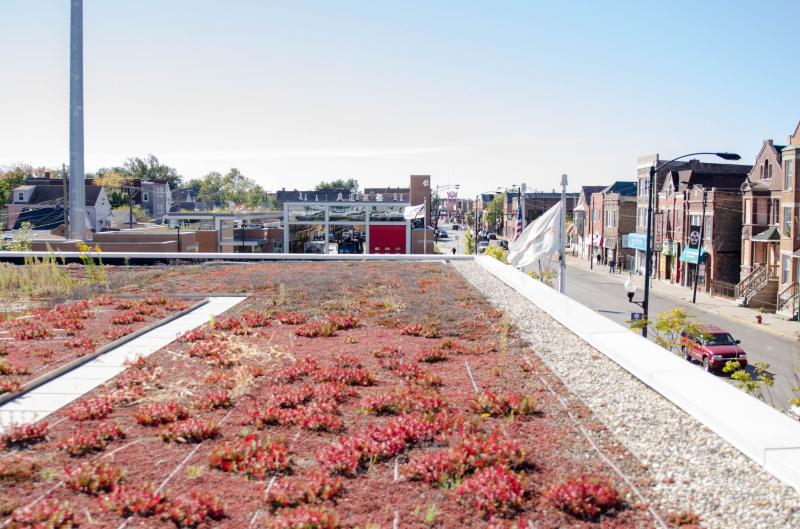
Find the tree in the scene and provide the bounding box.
[123,154,182,190]
[196,168,266,208]
[0,164,31,207]
[628,309,707,353]
[485,193,505,231]
[314,178,358,192]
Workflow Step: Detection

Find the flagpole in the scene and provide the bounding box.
[423,197,427,255]
[559,174,568,293]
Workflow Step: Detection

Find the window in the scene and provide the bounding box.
[743,199,750,224]
[786,160,794,190]
[17,192,23,201]
[783,255,791,284]
[784,207,792,236]
[772,199,781,225]
[704,215,712,239]
[143,192,150,202]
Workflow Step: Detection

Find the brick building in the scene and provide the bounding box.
[600,181,636,268]
[739,124,800,316]
[574,185,606,259]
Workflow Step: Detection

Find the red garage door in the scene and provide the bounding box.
[369,225,406,254]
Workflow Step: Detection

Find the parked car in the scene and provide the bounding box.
[452,224,460,231]
[680,325,747,373]
[477,241,490,253]
[436,229,448,239]
[488,232,497,240]
[499,240,509,250]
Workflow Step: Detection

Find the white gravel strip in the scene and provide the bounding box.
[452,260,800,529]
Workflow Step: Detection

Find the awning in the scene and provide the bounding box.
[679,247,707,264]
[603,237,616,249]
[623,232,647,251]
[751,226,780,242]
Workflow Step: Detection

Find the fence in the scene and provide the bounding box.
[710,279,736,300]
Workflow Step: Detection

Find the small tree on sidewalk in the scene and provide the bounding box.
[629,309,707,353]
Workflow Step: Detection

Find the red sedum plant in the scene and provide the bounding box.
[166,491,226,527]
[265,471,344,510]
[470,391,536,417]
[57,422,125,457]
[456,465,526,517]
[543,476,621,520]
[64,461,125,495]
[134,401,190,426]
[161,419,221,443]
[100,481,169,518]
[8,498,76,529]
[266,506,339,529]
[0,454,41,481]
[65,396,113,421]
[2,422,48,448]
[209,434,290,479]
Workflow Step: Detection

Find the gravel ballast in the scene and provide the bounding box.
[453,260,800,529]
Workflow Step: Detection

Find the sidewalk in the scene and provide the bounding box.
[565,253,799,341]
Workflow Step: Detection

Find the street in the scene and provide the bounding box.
[563,261,800,407]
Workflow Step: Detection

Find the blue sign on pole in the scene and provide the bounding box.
[624,233,647,251]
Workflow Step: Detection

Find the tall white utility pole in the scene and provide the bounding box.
[559,174,568,293]
[69,0,86,240]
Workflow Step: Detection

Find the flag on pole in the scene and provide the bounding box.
[513,201,523,240]
[507,202,562,271]
[403,204,425,220]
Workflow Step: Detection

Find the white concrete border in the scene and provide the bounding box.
[0,296,246,431]
[0,251,474,262]
[475,255,800,492]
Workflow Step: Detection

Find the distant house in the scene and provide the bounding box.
[6,180,112,232]
[133,180,171,219]
[172,188,198,212]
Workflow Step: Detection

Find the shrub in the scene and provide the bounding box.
[64,461,125,495]
[275,312,308,325]
[7,499,76,529]
[470,391,536,417]
[166,491,226,528]
[65,396,113,421]
[543,476,620,520]
[456,465,525,516]
[242,310,271,328]
[103,326,133,340]
[209,434,290,479]
[325,313,358,330]
[12,322,52,340]
[0,379,21,395]
[2,422,48,448]
[100,481,169,518]
[178,328,208,343]
[57,422,125,457]
[484,245,508,263]
[196,389,232,410]
[414,347,449,363]
[312,367,374,386]
[265,471,343,509]
[134,401,189,426]
[295,321,337,338]
[0,454,40,481]
[161,419,220,443]
[266,506,338,529]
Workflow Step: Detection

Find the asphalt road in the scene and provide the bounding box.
[563,263,800,407]
[433,224,467,255]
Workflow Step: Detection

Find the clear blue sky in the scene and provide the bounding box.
[1,0,797,196]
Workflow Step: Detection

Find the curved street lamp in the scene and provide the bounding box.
[630,152,741,338]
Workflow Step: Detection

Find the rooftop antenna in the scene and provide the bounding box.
[68,0,86,239]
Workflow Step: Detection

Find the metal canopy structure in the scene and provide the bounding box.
[283,201,411,254]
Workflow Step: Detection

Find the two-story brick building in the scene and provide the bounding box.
[600,181,637,268]
[574,185,606,259]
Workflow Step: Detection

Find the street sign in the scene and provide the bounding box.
[653,213,663,252]
[630,312,643,321]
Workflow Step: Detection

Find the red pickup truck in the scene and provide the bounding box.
[680,325,747,373]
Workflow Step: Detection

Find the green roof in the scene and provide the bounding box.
[751,226,781,241]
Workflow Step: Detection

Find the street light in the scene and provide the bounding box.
[630,151,740,338]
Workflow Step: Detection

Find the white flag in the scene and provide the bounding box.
[403,204,425,220]
[507,202,562,270]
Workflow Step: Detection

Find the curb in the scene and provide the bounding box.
[0,298,209,407]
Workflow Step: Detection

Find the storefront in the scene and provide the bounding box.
[623,233,647,274]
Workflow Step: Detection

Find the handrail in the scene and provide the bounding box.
[735,264,768,304]
[777,282,799,314]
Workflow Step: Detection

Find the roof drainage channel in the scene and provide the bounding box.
[0,296,247,431]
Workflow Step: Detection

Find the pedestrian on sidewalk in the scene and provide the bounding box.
[596,253,602,265]
[609,258,615,274]
[451,247,456,255]
[617,259,623,274]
